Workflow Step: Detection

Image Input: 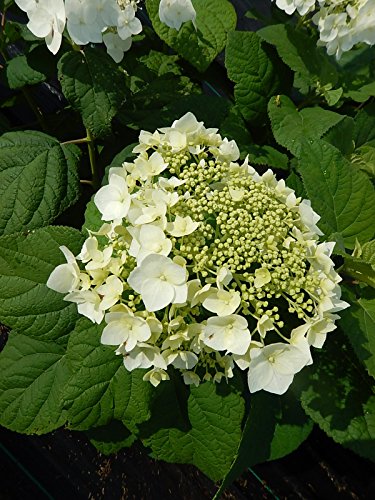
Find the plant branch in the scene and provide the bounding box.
[86,128,100,190]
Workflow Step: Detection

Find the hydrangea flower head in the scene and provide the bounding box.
[48,112,348,395]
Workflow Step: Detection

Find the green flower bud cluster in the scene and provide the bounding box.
[167,155,324,335]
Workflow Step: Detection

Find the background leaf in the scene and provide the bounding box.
[296,334,375,463]
[0,226,83,342]
[0,131,81,236]
[217,391,312,494]
[353,103,375,148]
[0,334,71,434]
[297,140,375,248]
[225,31,288,122]
[141,378,245,481]
[58,48,127,138]
[258,24,337,94]
[268,95,344,157]
[64,319,153,432]
[146,0,236,72]
[341,288,375,380]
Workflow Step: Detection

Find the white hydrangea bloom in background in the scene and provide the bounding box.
[117,4,143,39]
[65,0,102,45]
[102,32,132,62]
[273,0,316,16]
[272,0,375,59]
[15,0,141,61]
[16,0,66,54]
[158,0,197,30]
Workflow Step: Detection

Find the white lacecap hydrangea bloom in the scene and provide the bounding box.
[47,112,349,395]
[15,0,196,61]
[273,0,375,59]
[273,0,316,16]
[158,0,197,30]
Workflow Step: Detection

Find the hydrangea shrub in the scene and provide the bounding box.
[0,0,375,492]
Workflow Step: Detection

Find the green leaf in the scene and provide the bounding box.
[225,31,287,122]
[268,95,344,157]
[351,145,375,178]
[4,46,57,90]
[341,289,375,379]
[0,226,83,341]
[82,199,102,234]
[362,241,375,265]
[297,334,375,463]
[258,24,337,93]
[86,420,137,455]
[286,171,306,198]
[105,143,137,171]
[347,82,375,103]
[5,20,40,42]
[138,50,182,76]
[146,0,236,72]
[120,76,200,130]
[246,144,289,170]
[297,140,375,248]
[216,391,312,494]
[0,131,81,236]
[323,87,343,106]
[5,55,46,89]
[342,254,375,288]
[141,379,245,481]
[0,333,71,434]
[64,319,153,432]
[353,103,375,148]
[322,116,355,156]
[58,49,127,138]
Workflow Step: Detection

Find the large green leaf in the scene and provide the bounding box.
[4,46,56,89]
[225,31,287,122]
[353,103,375,148]
[258,24,337,93]
[341,289,375,380]
[0,131,81,236]
[146,0,236,72]
[268,95,344,157]
[58,48,127,138]
[322,116,355,156]
[5,55,46,89]
[0,226,83,342]
[64,319,153,432]
[362,241,375,265]
[119,75,200,130]
[297,141,375,248]
[216,391,312,494]
[297,334,375,463]
[347,82,375,103]
[0,333,71,434]
[141,378,245,481]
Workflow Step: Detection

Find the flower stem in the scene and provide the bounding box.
[86,128,100,190]
[62,137,90,145]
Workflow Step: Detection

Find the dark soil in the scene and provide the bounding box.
[1,424,375,500]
